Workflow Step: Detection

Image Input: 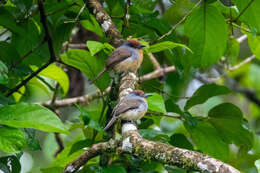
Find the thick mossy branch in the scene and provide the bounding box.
[122,124,240,173]
[64,139,118,173]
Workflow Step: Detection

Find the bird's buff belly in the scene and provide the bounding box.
[120,109,146,121]
[114,58,139,73]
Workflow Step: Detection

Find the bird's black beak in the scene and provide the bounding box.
[137,44,146,49]
[143,94,152,98]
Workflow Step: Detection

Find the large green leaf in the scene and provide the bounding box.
[34,64,69,95]
[184,4,228,68]
[147,93,166,113]
[61,49,110,91]
[184,84,231,110]
[0,103,68,133]
[185,121,229,160]
[147,41,192,53]
[233,0,260,33]
[208,103,253,150]
[80,14,103,37]
[0,127,26,153]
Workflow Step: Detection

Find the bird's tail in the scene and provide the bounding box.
[104,117,117,131]
[90,67,107,84]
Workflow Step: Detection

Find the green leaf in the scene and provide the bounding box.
[147,41,191,53]
[139,129,169,143]
[52,138,85,167]
[225,37,240,65]
[0,127,26,153]
[165,99,183,115]
[247,33,260,59]
[86,40,104,56]
[0,155,21,173]
[208,103,253,150]
[0,60,8,84]
[147,93,166,113]
[184,4,228,68]
[24,128,41,151]
[184,83,231,110]
[255,159,260,173]
[169,133,193,150]
[102,165,127,173]
[61,49,110,91]
[80,14,103,37]
[185,121,229,160]
[233,0,260,33]
[248,64,260,92]
[76,105,105,133]
[0,103,68,134]
[34,64,69,95]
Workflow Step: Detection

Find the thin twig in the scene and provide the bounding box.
[139,66,175,82]
[237,34,247,43]
[148,53,160,70]
[233,0,254,22]
[38,0,56,62]
[64,2,86,23]
[229,54,255,71]
[146,112,182,120]
[158,0,202,40]
[6,61,53,97]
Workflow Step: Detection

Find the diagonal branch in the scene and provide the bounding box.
[64,139,118,173]
[158,0,202,40]
[121,124,240,173]
[6,61,53,97]
[233,0,254,22]
[88,0,124,47]
[38,0,56,61]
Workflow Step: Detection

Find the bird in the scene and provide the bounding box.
[90,40,146,84]
[104,90,152,130]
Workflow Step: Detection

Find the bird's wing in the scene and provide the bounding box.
[113,99,142,117]
[106,48,132,67]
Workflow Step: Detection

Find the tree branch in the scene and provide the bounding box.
[233,0,254,22]
[88,0,124,46]
[139,66,175,82]
[228,54,255,71]
[148,53,161,69]
[6,61,53,97]
[121,123,240,173]
[64,139,118,173]
[42,88,110,108]
[38,0,56,62]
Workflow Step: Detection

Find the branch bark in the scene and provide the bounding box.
[121,123,240,173]
[64,139,118,173]
[88,0,124,47]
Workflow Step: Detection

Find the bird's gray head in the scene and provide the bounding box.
[124,40,146,49]
[129,90,152,98]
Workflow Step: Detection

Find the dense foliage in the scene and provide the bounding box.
[0,0,260,172]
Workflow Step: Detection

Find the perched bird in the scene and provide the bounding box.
[104,90,152,130]
[90,40,146,84]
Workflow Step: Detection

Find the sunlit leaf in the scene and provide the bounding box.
[0,103,68,134]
